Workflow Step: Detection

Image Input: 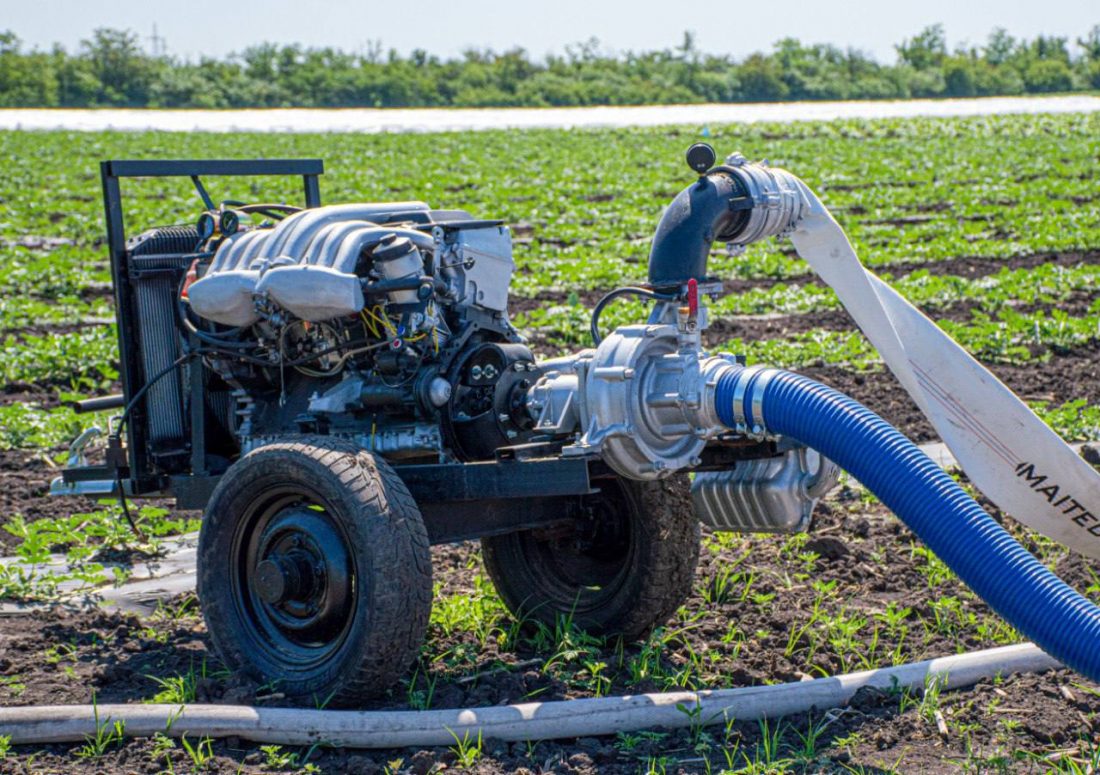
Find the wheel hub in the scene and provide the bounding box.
[526,486,634,596]
[241,504,354,650]
[255,554,313,605]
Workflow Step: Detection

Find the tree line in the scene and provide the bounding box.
[1,24,1099,109]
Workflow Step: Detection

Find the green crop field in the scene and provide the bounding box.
[3,113,1099,442]
[1,113,1100,773]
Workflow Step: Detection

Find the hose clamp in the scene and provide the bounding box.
[731,365,766,428]
[748,368,781,435]
[697,355,741,431]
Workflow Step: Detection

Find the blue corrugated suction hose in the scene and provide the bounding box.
[715,367,1100,682]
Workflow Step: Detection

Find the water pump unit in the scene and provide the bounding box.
[55,148,1100,705]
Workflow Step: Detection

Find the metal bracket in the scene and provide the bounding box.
[66,426,103,468]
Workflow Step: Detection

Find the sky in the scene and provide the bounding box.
[3,0,1098,63]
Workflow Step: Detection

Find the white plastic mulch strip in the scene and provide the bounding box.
[2,95,1099,134]
[0,534,197,615]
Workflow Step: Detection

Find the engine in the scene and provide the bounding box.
[184,202,536,463]
[90,150,835,538]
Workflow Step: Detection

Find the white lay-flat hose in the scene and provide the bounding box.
[0,643,1058,748]
[788,183,1100,559]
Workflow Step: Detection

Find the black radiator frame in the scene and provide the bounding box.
[100,159,324,494]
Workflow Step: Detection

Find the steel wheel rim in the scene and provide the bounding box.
[229,487,358,671]
[519,482,637,615]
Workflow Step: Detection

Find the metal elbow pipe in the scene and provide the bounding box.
[647,155,807,289]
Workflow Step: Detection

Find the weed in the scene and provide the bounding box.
[146,659,227,704]
[675,700,711,751]
[75,698,125,760]
[580,658,611,697]
[754,717,788,767]
[0,674,26,698]
[791,713,831,764]
[430,571,509,649]
[447,728,484,768]
[151,732,175,756]
[151,732,176,772]
[151,594,199,622]
[406,663,438,710]
[260,744,295,769]
[0,505,199,603]
[179,734,215,770]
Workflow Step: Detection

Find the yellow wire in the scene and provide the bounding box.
[369,305,396,334]
[359,309,379,338]
[362,303,437,345]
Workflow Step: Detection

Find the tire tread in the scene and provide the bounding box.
[197,435,431,705]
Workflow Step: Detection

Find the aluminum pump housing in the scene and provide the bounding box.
[525,147,840,532]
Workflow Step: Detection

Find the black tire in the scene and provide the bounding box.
[481,475,699,640]
[197,437,431,706]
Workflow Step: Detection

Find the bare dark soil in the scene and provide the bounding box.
[1,494,1098,773]
[0,388,60,411]
[0,451,81,552]
[704,291,1100,346]
[800,339,1100,443]
[1,380,121,410]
